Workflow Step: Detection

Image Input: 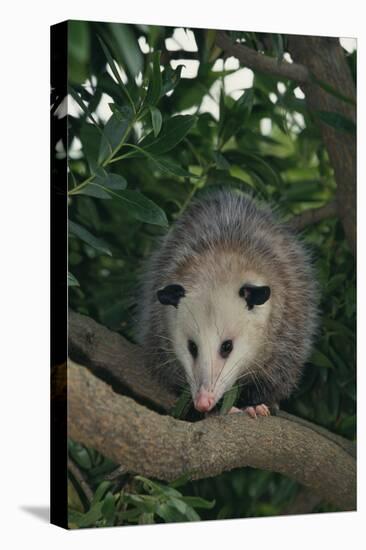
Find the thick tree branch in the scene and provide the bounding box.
[68,310,355,459]
[68,360,356,511]
[68,310,176,411]
[68,313,356,509]
[216,31,309,83]
[289,200,338,231]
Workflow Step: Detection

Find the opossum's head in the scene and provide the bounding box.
[157,279,271,412]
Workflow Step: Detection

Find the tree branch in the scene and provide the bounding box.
[287,36,356,255]
[215,33,356,255]
[215,31,310,83]
[289,200,338,231]
[68,457,93,505]
[68,310,355,459]
[68,360,356,511]
[68,310,176,411]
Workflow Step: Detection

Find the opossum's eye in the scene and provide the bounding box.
[188,339,198,359]
[239,284,271,310]
[220,339,233,359]
[157,284,185,308]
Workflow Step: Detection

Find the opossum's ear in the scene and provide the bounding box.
[157,284,186,308]
[239,284,271,310]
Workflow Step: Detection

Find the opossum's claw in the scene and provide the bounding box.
[253,404,271,417]
[229,404,271,418]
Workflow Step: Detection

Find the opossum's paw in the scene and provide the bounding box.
[229,404,271,418]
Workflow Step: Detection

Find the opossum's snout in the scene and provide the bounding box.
[194,387,215,412]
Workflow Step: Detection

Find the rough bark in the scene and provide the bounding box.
[216,31,309,83]
[289,200,338,231]
[68,309,176,411]
[68,360,356,511]
[68,310,355,456]
[216,32,356,255]
[286,36,356,255]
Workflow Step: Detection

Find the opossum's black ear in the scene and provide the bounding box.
[157,284,186,308]
[239,284,271,310]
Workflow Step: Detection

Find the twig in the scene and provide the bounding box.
[289,200,338,231]
[216,31,309,83]
[67,457,93,504]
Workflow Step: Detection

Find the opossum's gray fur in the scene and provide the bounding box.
[136,189,319,407]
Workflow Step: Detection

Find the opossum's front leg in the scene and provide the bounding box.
[229,404,271,418]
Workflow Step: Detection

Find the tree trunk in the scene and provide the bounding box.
[288,35,356,255]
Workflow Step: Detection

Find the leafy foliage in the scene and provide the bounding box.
[64,21,356,526]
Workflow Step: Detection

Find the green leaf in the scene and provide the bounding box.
[69,220,112,256]
[310,348,334,369]
[113,190,168,227]
[67,272,79,287]
[155,503,187,523]
[108,22,144,79]
[147,154,197,178]
[212,151,230,170]
[169,474,190,488]
[124,144,197,178]
[323,318,355,342]
[146,51,162,105]
[79,123,101,170]
[161,65,183,95]
[101,492,116,523]
[92,481,112,504]
[74,182,112,199]
[94,172,128,190]
[139,512,155,524]
[68,86,99,129]
[98,107,134,163]
[70,446,92,469]
[97,36,135,111]
[149,106,163,137]
[171,388,191,418]
[181,496,216,509]
[219,89,254,144]
[135,476,182,498]
[138,115,197,155]
[68,21,90,84]
[235,87,254,114]
[220,385,240,414]
[169,498,201,521]
[108,103,131,123]
[69,502,103,528]
[118,508,141,522]
[315,111,356,134]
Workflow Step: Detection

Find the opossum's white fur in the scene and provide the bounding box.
[137,189,319,409]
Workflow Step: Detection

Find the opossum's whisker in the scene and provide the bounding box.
[251,357,277,388]
[156,334,175,344]
[214,356,244,390]
[212,354,231,391]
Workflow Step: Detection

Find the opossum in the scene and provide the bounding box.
[137,189,318,417]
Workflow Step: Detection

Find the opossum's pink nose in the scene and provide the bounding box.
[194,388,215,412]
